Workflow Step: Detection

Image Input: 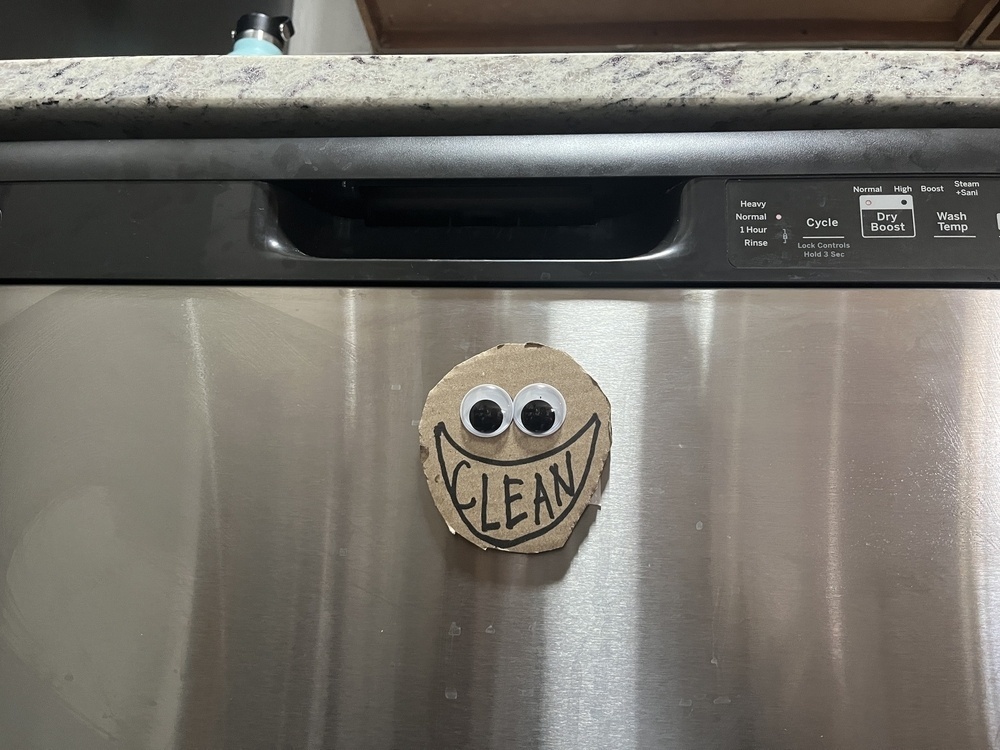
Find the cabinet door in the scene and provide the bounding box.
[357,0,1000,51]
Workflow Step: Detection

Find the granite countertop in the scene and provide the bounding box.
[0,50,999,140]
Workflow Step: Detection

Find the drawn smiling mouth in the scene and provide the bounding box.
[433,414,602,548]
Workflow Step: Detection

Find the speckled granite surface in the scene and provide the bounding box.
[0,50,998,140]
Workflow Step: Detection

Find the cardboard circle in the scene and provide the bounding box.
[419,343,612,553]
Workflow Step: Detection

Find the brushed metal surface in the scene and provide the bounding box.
[2,285,1000,749]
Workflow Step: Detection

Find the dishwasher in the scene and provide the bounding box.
[2,130,1000,749]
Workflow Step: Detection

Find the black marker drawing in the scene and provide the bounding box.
[435,413,602,549]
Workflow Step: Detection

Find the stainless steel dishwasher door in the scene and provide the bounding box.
[2,285,999,750]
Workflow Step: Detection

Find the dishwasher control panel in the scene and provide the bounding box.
[727,177,999,269]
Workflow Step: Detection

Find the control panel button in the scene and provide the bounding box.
[860,195,915,238]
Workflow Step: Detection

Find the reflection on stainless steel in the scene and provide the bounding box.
[2,286,1000,748]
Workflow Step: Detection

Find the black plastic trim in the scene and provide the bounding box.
[2,129,1000,182]
[7,130,1000,285]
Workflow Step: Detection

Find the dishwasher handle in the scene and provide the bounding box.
[262,177,685,263]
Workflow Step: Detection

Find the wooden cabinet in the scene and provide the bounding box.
[972,0,1000,42]
[356,0,1000,51]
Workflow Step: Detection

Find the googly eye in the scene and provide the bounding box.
[460,384,514,437]
[513,383,566,437]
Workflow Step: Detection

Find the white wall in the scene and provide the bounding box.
[288,0,374,54]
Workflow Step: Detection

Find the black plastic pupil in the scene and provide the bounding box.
[469,399,504,434]
[521,399,556,434]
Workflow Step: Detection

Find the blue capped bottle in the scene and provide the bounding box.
[229,12,295,56]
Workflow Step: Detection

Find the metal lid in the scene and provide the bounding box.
[231,12,295,51]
